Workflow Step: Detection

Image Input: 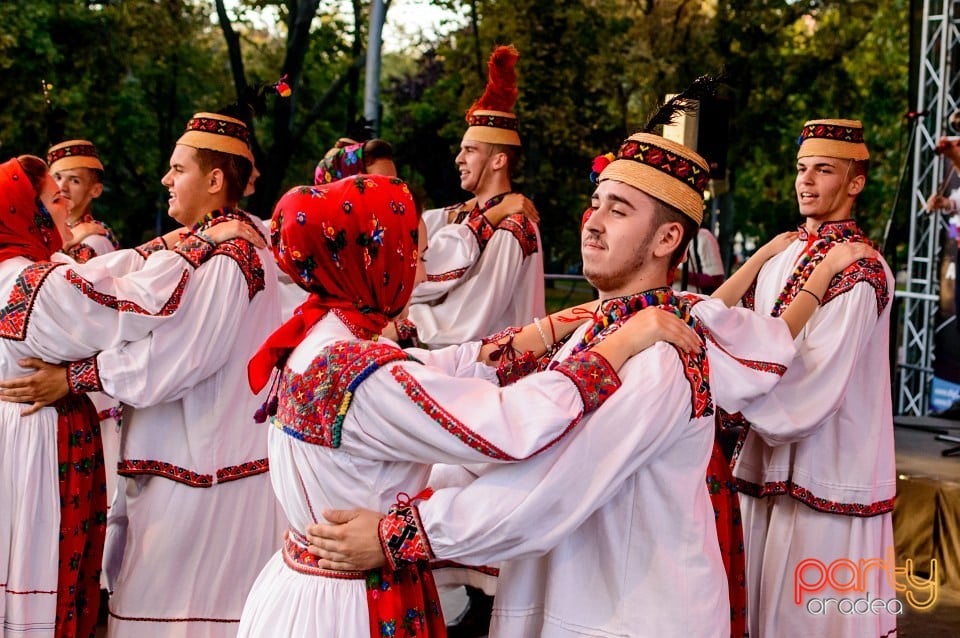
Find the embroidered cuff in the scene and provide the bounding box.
[554,350,621,413]
[741,280,757,311]
[66,244,97,264]
[172,234,216,268]
[67,356,103,394]
[135,236,167,259]
[496,350,539,387]
[465,214,495,252]
[378,501,434,570]
[395,318,418,342]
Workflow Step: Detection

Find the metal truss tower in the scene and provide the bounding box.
[898,0,960,414]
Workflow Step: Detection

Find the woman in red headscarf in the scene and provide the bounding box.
[237,175,701,638]
[0,156,251,638]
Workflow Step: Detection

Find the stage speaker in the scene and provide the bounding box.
[662,95,731,180]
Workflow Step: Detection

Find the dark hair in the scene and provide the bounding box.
[651,197,698,271]
[194,148,253,203]
[852,158,870,179]
[363,138,394,162]
[17,155,49,196]
[488,143,521,175]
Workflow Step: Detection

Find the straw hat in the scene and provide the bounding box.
[598,132,710,224]
[463,45,521,147]
[46,140,104,173]
[176,112,254,163]
[797,119,869,161]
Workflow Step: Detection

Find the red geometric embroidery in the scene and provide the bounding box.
[215,458,269,483]
[494,350,539,387]
[65,243,97,263]
[282,529,365,579]
[552,350,621,413]
[735,478,895,517]
[822,257,889,316]
[465,112,519,131]
[390,366,517,460]
[209,240,265,301]
[426,267,468,283]
[741,280,757,311]
[276,341,414,448]
[117,459,213,487]
[617,139,709,195]
[171,235,214,268]
[799,122,865,144]
[118,457,267,488]
[64,268,189,316]
[135,237,167,259]
[498,214,539,258]
[703,330,787,377]
[184,114,250,144]
[465,214,495,251]
[0,262,61,340]
[378,500,434,570]
[67,356,103,394]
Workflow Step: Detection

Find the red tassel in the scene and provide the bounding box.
[466,45,519,117]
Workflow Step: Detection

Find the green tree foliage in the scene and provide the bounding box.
[0,0,911,268]
[383,0,909,271]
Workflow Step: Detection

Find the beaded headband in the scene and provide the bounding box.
[176,112,254,163]
[598,132,709,224]
[797,119,869,161]
[47,140,104,173]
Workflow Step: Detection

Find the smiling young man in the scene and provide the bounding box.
[396,45,545,348]
[731,119,897,638]
[47,139,120,262]
[6,113,285,638]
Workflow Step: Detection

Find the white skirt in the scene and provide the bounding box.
[106,472,283,638]
[0,402,60,637]
[741,494,897,638]
[238,551,370,637]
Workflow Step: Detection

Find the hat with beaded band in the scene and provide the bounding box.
[46,140,104,173]
[598,133,710,225]
[797,118,870,161]
[176,112,254,163]
[463,45,522,147]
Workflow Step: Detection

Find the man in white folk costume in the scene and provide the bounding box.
[730,119,898,638]
[305,126,872,637]
[1,112,286,638]
[390,44,545,349]
[234,174,700,637]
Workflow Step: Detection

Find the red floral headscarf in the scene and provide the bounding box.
[0,158,62,264]
[314,141,366,185]
[249,175,420,392]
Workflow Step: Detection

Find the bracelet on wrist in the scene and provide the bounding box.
[798,287,822,305]
[533,317,552,350]
[194,229,216,246]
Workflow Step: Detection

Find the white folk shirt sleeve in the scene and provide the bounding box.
[92,252,255,407]
[24,248,204,366]
[339,350,618,466]
[408,226,527,345]
[411,346,696,565]
[410,220,481,304]
[737,283,882,445]
[403,342,499,382]
[690,296,797,413]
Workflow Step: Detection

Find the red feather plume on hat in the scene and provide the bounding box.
[466,45,519,119]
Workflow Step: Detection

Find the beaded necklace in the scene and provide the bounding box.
[569,286,701,356]
[770,220,871,317]
[190,207,238,232]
